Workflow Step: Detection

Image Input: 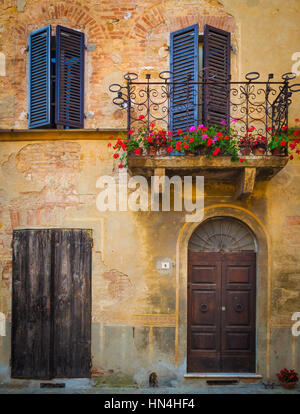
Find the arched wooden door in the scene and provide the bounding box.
[187,218,256,373]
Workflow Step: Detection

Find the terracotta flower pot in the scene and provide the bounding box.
[199,147,207,155]
[240,145,251,155]
[252,146,266,156]
[271,147,286,156]
[185,151,196,156]
[280,381,297,389]
[148,145,157,157]
[218,149,229,156]
[158,148,168,156]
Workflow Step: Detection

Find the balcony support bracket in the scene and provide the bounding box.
[153,168,166,194]
[235,167,256,200]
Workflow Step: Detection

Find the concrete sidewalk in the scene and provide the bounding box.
[0,382,299,394]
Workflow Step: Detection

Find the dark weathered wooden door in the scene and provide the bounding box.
[12,229,92,379]
[187,251,256,372]
[52,230,92,378]
[12,230,53,379]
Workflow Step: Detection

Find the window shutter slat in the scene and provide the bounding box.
[203,24,231,128]
[170,24,199,134]
[55,25,85,129]
[28,25,51,129]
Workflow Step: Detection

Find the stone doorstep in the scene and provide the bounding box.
[184,373,263,381]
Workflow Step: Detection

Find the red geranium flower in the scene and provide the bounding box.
[177,129,183,135]
[128,130,134,135]
[212,147,220,156]
[113,153,119,159]
[139,114,144,119]
[135,148,141,155]
[167,146,173,152]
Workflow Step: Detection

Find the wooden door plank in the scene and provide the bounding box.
[11,229,53,379]
[52,229,92,378]
[221,252,256,372]
[187,251,222,372]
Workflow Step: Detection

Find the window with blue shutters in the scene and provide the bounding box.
[170,24,199,134]
[170,24,231,135]
[28,25,85,129]
[28,26,51,129]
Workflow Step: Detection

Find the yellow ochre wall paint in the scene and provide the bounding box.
[0,0,300,386]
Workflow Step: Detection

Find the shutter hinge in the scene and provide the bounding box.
[26,113,29,119]
[25,46,29,52]
[9,358,12,367]
[231,44,237,54]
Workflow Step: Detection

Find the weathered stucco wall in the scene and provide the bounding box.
[0,0,300,129]
[0,137,300,384]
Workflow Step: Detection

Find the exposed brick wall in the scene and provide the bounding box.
[287,216,300,226]
[0,0,235,129]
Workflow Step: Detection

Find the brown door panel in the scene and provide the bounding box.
[188,251,256,373]
[187,252,222,372]
[221,254,256,372]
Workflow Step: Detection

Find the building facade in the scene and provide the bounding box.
[0,0,300,387]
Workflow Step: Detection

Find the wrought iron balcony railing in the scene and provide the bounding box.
[109,70,300,152]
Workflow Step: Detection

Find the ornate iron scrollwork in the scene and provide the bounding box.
[109,70,300,143]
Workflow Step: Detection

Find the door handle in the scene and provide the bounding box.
[221,306,226,311]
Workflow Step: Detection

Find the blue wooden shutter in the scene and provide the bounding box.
[203,25,231,128]
[170,24,199,134]
[55,26,84,128]
[28,25,51,129]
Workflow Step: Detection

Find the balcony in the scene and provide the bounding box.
[110,71,299,198]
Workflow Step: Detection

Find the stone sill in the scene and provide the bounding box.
[0,128,126,142]
[128,155,289,199]
[184,373,262,379]
[128,154,288,171]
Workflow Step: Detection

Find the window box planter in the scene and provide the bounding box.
[127,154,289,199]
